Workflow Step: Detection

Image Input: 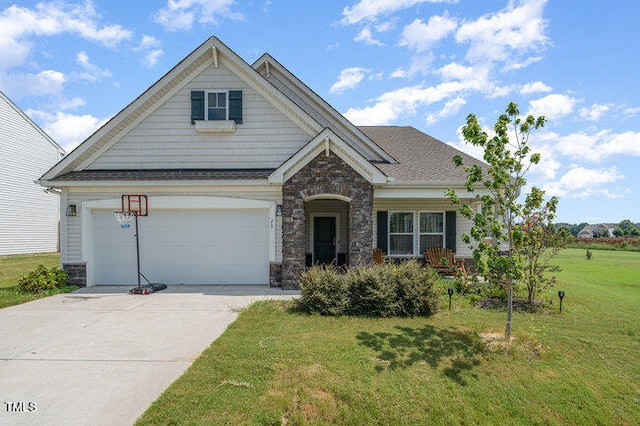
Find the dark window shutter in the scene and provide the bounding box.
[228,90,242,124]
[376,211,388,254]
[191,91,204,124]
[445,211,457,252]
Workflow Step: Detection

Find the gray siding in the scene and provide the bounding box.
[88,60,311,170]
[0,93,62,255]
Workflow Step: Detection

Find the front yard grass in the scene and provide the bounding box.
[137,249,639,425]
[0,252,76,309]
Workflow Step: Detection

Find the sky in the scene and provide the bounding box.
[1,0,639,224]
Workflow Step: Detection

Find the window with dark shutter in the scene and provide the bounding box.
[191,91,205,124]
[445,211,457,252]
[376,211,388,254]
[228,90,242,124]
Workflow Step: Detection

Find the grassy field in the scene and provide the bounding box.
[0,252,76,309]
[138,249,639,425]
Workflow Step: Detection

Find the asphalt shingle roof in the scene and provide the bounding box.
[50,127,486,184]
[52,169,275,181]
[359,126,489,183]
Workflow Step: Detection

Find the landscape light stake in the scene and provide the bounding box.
[558,290,565,313]
[448,288,454,310]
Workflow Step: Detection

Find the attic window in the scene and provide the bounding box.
[207,92,227,120]
[191,90,242,126]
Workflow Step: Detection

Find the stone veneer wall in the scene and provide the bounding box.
[281,152,373,289]
[63,262,87,287]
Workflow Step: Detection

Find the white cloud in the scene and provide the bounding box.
[154,0,242,32]
[341,0,456,25]
[437,62,475,81]
[144,49,164,67]
[390,68,409,78]
[579,103,612,121]
[75,51,111,82]
[426,96,466,125]
[28,109,109,151]
[330,67,369,94]
[622,106,640,120]
[400,15,457,53]
[138,35,161,50]
[520,81,552,95]
[0,70,66,100]
[550,128,640,162]
[344,82,466,125]
[527,93,576,119]
[0,1,131,72]
[135,36,164,67]
[354,27,383,46]
[502,55,543,71]
[455,0,548,66]
[544,166,624,198]
[375,21,395,32]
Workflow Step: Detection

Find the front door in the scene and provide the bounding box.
[314,216,336,265]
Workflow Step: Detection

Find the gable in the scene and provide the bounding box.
[269,128,387,185]
[86,61,312,170]
[41,37,328,182]
[253,55,395,164]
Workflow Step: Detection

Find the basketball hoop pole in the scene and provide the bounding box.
[135,214,141,291]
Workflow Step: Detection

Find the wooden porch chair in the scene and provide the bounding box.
[373,248,385,265]
[423,247,466,275]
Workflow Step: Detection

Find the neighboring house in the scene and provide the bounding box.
[0,90,65,256]
[577,224,615,238]
[39,37,488,289]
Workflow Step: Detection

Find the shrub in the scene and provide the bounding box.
[17,265,69,294]
[348,265,399,317]
[391,261,440,316]
[297,261,440,317]
[296,265,349,315]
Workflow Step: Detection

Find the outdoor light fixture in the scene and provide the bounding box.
[66,204,77,217]
[276,204,283,216]
[558,290,565,313]
[448,287,454,310]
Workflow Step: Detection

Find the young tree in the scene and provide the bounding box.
[518,189,569,303]
[446,102,549,339]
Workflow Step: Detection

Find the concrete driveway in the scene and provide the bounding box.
[0,285,298,426]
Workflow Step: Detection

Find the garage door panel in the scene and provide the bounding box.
[92,208,269,285]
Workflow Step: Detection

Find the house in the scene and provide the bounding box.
[0,90,65,256]
[577,223,615,238]
[39,37,487,289]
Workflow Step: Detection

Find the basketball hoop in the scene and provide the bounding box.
[114,211,135,229]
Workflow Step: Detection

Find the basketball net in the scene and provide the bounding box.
[114,211,135,229]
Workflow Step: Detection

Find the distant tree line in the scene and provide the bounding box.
[555,219,640,237]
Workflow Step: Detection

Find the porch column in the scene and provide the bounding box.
[281,187,306,289]
[348,182,373,266]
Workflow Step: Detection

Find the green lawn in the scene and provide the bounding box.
[137,249,639,425]
[0,252,76,309]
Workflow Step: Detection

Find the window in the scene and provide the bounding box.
[388,211,445,256]
[207,92,227,120]
[419,212,444,253]
[389,212,414,255]
[191,90,242,124]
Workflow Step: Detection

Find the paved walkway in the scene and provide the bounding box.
[0,285,298,425]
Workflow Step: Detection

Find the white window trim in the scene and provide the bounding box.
[388,211,415,257]
[418,211,445,254]
[388,210,446,257]
[205,90,229,121]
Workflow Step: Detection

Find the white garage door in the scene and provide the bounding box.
[92,208,270,285]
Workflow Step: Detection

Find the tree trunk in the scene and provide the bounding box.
[506,278,513,339]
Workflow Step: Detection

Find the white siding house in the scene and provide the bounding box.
[0,91,65,255]
[40,37,488,288]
